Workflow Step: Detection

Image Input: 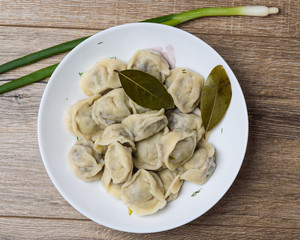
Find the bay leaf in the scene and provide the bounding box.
[200,65,232,133]
[117,69,174,110]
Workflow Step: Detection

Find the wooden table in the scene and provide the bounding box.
[0,1,299,239]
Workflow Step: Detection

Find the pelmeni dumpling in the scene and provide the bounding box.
[181,141,216,185]
[128,99,151,114]
[94,123,135,154]
[133,128,168,170]
[101,166,122,199]
[157,168,184,202]
[121,169,166,215]
[122,109,168,141]
[157,129,197,171]
[166,108,205,141]
[105,142,133,184]
[127,49,170,83]
[92,88,132,127]
[165,68,204,113]
[80,58,126,96]
[101,142,133,199]
[65,95,103,140]
[68,140,104,181]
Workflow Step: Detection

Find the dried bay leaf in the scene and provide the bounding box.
[200,65,232,134]
[117,69,174,110]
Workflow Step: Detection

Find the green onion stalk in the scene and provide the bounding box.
[0,6,278,94]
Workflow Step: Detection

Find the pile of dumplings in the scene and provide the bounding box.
[65,49,216,216]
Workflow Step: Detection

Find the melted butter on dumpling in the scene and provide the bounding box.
[165,68,204,113]
[121,169,166,216]
[80,58,126,96]
[127,49,170,83]
[68,140,104,181]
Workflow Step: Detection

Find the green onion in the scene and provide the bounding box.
[0,63,58,94]
[0,6,278,94]
[142,6,279,26]
[0,36,89,74]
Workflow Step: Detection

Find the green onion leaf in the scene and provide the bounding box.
[0,6,278,94]
[0,63,58,94]
[191,188,202,197]
[0,36,89,75]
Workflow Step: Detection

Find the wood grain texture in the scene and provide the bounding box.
[0,0,299,38]
[0,217,299,240]
[0,0,299,239]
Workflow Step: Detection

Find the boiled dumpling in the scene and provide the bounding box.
[166,108,205,141]
[104,142,133,184]
[65,50,219,215]
[68,140,104,181]
[64,95,103,140]
[165,68,204,113]
[121,169,166,215]
[133,128,168,170]
[101,166,122,199]
[157,168,184,202]
[157,129,196,171]
[94,123,135,154]
[128,99,151,114]
[181,141,216,185]
[101,142,133,199]
[80,58,126,96]
[92,88,132,127]
[122,109,168,141]
[127,49,170,83]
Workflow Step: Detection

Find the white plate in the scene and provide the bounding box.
[38,23,248,233]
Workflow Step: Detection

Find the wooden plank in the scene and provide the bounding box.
[0,2,299,237]
[0,34,299,230]
[1,26,299,98]
[0,27,299,213]
[0,96,298,227]
[0,26,97,80]
[0,217,299,240]
[0,81,85,219]
[0,0,299,39]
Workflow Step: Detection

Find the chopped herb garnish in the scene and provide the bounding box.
[79,72,83,76]
[98,41,103,45]
[110,56,116,59]
[182,69,186,74]
[76,137,79,140]
[191,188,201,197]
[128,207,133,216]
